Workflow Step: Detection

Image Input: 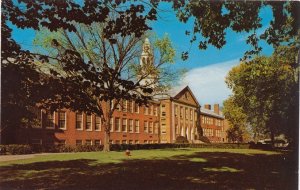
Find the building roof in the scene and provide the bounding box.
[200,107,224,119]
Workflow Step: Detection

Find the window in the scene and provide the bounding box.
[134,102,139,113]
[95,116,101,131]
[135,120,140,133]
[128,101,133,113]
[175,106,178,117]
[109,140,113,144]
[76,113,83,129]
[149,122,153,133]
[58,111,66,129]
[161,112,166,117]
[149,140,153,144]
[115,140,120,144]
[129,119,133,133]
[135,140,139,144]
[95,140,101,145]
[76,140,82,146]
[85,140,92,145]
[144,121,148,133]
[154,122,159,134]
[115,118,120,132]
[180,107,183,118]
[110,118,114,132]
[86,114,92,131]
[116,102,121,111]
[122,100,127,112]
[185,108,188,119]
[153,105,157,116]
[46,111,54,128]
[122,140,127,144]
[144,106,149,115]
[122,119,127,132]
[149,105,152,115]
[144,140,148,144]
[161,124,166,134]
[190,110,193,120]
[129,140,133,144]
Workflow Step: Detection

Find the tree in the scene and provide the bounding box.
[174,1,300,60]
[225,45,299,145]
[223,97,248,143]
[31,22,178,151]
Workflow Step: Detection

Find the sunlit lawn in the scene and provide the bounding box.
[0,148,297,190]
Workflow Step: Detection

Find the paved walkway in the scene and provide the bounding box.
[0,152,71,162]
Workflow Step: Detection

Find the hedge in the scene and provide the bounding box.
[0,143,251,155]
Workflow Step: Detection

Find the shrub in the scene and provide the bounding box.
[5,144,33,155]
[175,136,189,144]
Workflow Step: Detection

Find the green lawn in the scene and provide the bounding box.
[0,148,297,190]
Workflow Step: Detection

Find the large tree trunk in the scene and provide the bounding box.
[103,119,110,152]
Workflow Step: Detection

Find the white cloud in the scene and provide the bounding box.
[175,59,240,106]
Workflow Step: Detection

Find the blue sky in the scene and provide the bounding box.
[10,2,274,106]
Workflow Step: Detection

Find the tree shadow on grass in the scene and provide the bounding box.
[0,151,297,190]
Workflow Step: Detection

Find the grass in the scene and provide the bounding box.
[0,148,297,190]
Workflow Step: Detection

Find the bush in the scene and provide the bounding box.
[4,144,33,155]
[175,136,189,144]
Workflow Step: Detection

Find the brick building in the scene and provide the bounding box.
[200,104,227,143]
[159,86,200,143]
[14,100,160,146]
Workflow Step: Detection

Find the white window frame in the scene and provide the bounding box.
[76,113,83,130]
[86,114,92,131]
[58,111,67,130]
[115,118,121,132]
[129,119,134,133]
[45,110,55,129]
[122,118,127,132]
[135,120,140,133]
[95,116,101,131]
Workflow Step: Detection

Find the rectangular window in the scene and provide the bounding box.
[175,106,178,117]
[190,110,193,120]
[122,100,127,112]
[115,118,120,132]
[149,105,152,115]
[144,106,149,115]
[95,116,101,131]
[129,119,133,133]
[144,140,148,144]
[58,111,66,129]
[129,140,133,144]
[76,140,82,146]
[135,120,140,133]
[76,113,83,129]
[162,112,166,117]
[135,140,139,144]
[122,140,127,144]
[149,121,153,133]
[161,124,166,134]
[144,121,148,133]
[180,107,183,118]
[153,105,157,116]
[46,111,54,128]
[85,139,92,145]
[95,140,101,145]
[122,119,127,132]
[185,108,188,120]
[134,102,139,113]
[86,114,92,131]
[115,140,120,144]
[116,102,121,111]
[154,122,159,134]
[109,140,113,144]
[128,101,133,113]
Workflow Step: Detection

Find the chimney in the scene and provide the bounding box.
[214,104,219,114]
[204,104,211,110]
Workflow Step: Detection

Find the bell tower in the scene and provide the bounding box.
[139,38,156,88]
